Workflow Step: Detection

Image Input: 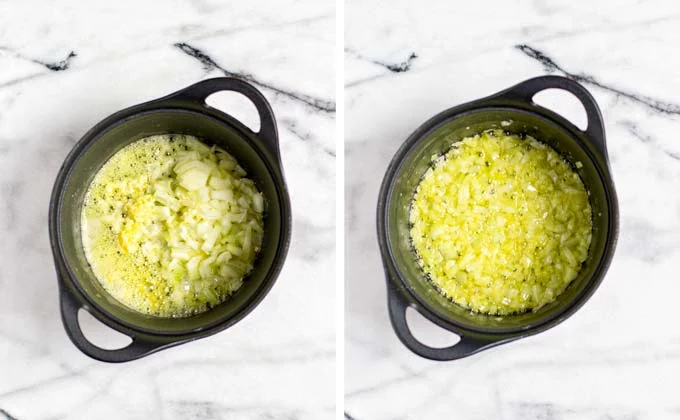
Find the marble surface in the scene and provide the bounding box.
[0,1,335,419]
[345,1,680,419]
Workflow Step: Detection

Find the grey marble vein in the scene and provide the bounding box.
[619,119,680,161]
[0,73,45,90]
[0,47,76,72]
[0,408,19,420]
[345,48,418,73]
[174,42,336,113]
[516,44,680,116]
[281,117,335,157]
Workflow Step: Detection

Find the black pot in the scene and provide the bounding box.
[377,76,618,361]
[49,78,291,363]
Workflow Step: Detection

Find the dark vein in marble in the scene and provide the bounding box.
[41,51,77,71]
[0,408,19,420]
[345,48,418,73]
[619,119,680,160]
[0,50,75,89]
[515,44,680,115]
[0,73,43,90]
[0,47,76,71]
[382,52,418,73]
[345,412,358,420]
[174,42,335,113]
[174,43,217,71]
[2,14,325,90]
[281,117,335,157]
[344,73,386,88]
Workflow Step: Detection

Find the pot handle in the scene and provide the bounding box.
[60,285,178,363]
[497,75,607,157]
[168,77,281,163]
[387,282,498,361]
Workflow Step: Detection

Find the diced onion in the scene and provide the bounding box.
[81,134,265,317]
[410,129,592,315]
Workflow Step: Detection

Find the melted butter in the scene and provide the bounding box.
[82,135,181,315]
[81,134,264,317]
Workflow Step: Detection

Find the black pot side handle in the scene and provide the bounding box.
[387,283,502,361]
[496,75,607,158]
[168,77,281,163]
[60,286,177,363]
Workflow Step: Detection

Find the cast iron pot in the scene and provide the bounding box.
[377,75,618,361]
[49,78,291,363]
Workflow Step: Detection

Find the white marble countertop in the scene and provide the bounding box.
[0,1,335,419]
[345,1,680,419]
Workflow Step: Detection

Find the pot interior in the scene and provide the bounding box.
[386,107,613,333]
[56,109,284,334]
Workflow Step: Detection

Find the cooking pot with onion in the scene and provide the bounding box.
[49,78,291,363]
[377,76,618,360]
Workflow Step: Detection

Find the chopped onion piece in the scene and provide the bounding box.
[410,130,592,315]
[81,134,265,317]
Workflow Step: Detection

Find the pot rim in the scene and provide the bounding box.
[49,106,292,337]
[378,104,619,337]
